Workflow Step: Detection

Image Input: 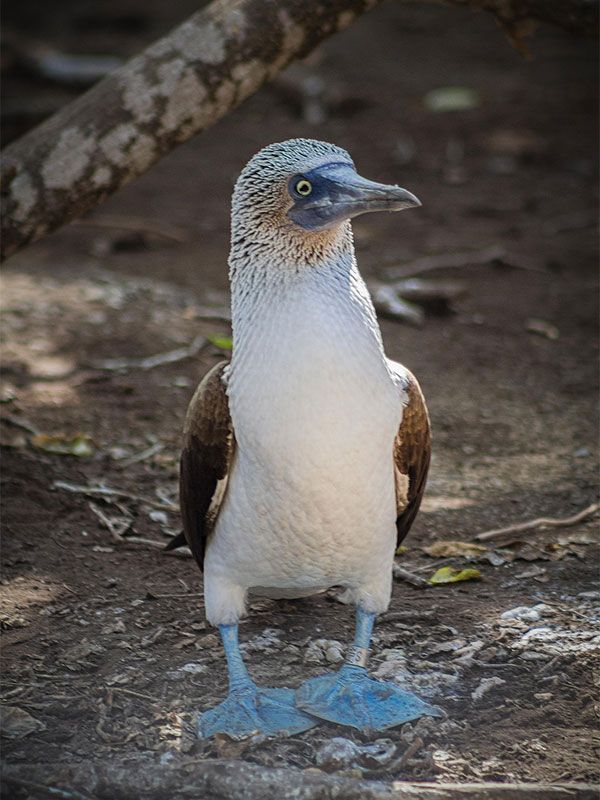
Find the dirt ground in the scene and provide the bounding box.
[1,2,599,798]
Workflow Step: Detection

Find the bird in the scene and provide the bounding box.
[173,138,442,738]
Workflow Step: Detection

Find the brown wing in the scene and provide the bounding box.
[393,369,431,547]
[178,361,234,570]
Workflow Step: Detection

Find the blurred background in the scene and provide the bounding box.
[1,0,598,790]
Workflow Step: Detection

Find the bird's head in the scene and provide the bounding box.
[231,139,420,264]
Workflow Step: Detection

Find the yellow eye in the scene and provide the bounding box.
[295,179,312,197]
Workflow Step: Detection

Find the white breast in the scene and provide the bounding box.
[203,257,406,625]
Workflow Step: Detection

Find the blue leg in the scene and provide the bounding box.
[295,607,443,733]
[199,623,318,739]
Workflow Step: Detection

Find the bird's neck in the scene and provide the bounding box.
[227,223,388,379]
[225,224,400,457]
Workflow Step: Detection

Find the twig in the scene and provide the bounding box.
[90,334,206,372]
[384,246,546,280]
[409,558,458,574]
[112,533,192,557]
[86,513,179,553]
[193,306,232,323]
[110,687,159,702]
[89,502,132,539]
[162,545,193,559]
[474,503,599,542]
[72,215,190,243]
[393,563,431,588]
[1,414,40,435]
[542,601,590,621]
[393,735,425,772]
[116,441,163,468]
[52,479,176,510]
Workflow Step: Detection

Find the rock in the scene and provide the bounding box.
[356,739,397,768]
[241,628,283,654]
[59,639,106,670]
[531,603,557,617]
[166,662,207,680]
[500,606,541,623]
[195,633,219,650]
[179,662,207,675]
[0,706,46,738]
[315,738,360,772]
[101,619,126,635]
[574,447,590,458]
[452,640,485,665]
[471,676,507,701]
[304,639,345,665]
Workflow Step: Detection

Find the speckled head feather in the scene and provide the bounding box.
[230,139,355,274]
[233,138,354,210]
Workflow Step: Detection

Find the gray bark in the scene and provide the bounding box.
[1,0,597,261]
[0,0,385,261]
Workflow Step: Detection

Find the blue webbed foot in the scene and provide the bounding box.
[199,682,318,739]
[296,664,443,733]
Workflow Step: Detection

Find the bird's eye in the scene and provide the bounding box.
[294,179,312,197]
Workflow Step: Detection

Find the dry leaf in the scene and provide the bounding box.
[423,540,487,558]
[32,432,95,457]
[429,566,482,585]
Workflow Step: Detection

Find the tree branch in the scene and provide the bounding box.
[1,0,596,261]
[0,0,384,261]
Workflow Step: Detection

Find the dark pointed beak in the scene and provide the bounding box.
[288,163,421,231]
[329,170,421,215]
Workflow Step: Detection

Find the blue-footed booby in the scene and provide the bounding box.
[176,139,441,738]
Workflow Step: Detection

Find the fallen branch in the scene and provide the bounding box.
[1,1,595,261]
[90,334,206,371]
[0,0,387,261]
[1,761,597,800]
[474,502,599,542]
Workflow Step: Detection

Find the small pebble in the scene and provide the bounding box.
[315,738,359,772]
[304,639,345,665]
[500,606,541,623]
